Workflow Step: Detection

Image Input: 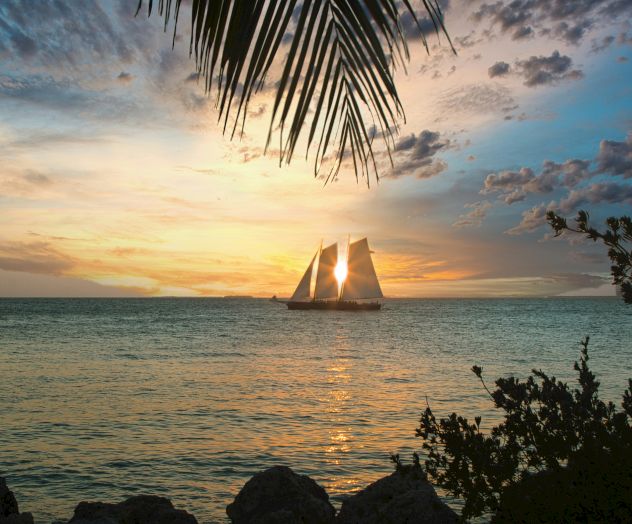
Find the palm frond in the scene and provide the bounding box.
[137,0,452,185]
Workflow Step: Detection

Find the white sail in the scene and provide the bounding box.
[291,251,317,301]
[341,238,383,300]
[314,242,338,299]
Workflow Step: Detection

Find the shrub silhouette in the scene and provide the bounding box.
[415,337,632,521]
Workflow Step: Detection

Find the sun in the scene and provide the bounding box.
[334,260,348,287]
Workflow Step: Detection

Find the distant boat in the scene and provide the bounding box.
[286,238,383,311]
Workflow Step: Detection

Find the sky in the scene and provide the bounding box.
[1,0,631,298]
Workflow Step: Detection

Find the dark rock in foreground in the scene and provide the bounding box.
[0,477,34,524]
[227,466,336,524]
[336,466,458,524]
[0,478,19,519]
[68,495,198,524]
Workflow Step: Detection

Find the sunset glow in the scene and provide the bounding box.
[1,1,629,299]
[334,260,348,290]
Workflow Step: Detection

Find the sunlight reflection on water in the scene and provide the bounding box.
[1,298,630,523]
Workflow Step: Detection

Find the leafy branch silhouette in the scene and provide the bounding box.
[136,0,453,185]
[547,210,632,304]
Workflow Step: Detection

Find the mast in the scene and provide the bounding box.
[338,234,350,301]
[311,239,323,301]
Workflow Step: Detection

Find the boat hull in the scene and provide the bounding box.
[286,300,381,311]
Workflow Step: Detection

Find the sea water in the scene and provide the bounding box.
[1,298,631,523]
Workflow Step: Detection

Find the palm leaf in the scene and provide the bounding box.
[137,0,452,185]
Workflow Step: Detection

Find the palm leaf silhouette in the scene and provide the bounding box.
[137,0,452,185]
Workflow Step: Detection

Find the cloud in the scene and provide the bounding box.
[515,51,583,87]
[482,132,632,234]
[544,272,608,289]
[9,31,37,59]
[0,0,150,70]
[452,201,493,228]
[551,20,591,45]
[505,203,550,235]
[399,0,451,41]
[438,83,515,116]
[481,150,604,204]
[488,61,510,78]
[0,269,147,297]
[483,159,592,204]
[0,168,56,198]
[390,130,451,179]
[472,0,632,45]
[596,133,632,178]
[0,241,74,275]
[22,171,52,186]
[117,71,133,83]
[1,131,108,151]
[591,35,615,53]
[0,74,149,124]
[558,182,632,214]
[471,2,533,41]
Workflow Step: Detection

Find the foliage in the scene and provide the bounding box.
[136,0,452,185]
[415,337,632,520]
[547,210,632,304]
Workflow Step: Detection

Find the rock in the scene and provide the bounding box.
[0,478,33,524]
[67,495,197,524]
[0,478,20,518]
[0,514,34,524]
[336,466,458,524]
[226,466,336,524]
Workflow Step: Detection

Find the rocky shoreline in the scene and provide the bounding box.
[1,465,457,523]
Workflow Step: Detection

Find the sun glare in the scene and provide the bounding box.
[334,260,348,287]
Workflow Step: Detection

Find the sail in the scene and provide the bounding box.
[314,243,338,299]
[341,238,383,300]
[291,251,317,301]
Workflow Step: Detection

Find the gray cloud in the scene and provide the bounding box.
[472,0,632,45]
[117,71,133,83]
[483,159,593,204]
[505,203,550,235]
[391,130,451,179]
[591,35,615,53]
[482,132,632,234]
[22,171,52,186]
[0,74,151,124]
[452,201,493,228]
[512,25,534,40]
[399,0,451,41]
[438,83,515,116]
[596,133,632,178]
[0,241,74,275]
[550,21,592,45]
[515,51,583,87]
[558,182,632,214]
[0,0,151,71]
[185,72,200,83]
[488,61,510,78]
[544,273,608,289]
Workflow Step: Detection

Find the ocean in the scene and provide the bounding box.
[1,297,630,523]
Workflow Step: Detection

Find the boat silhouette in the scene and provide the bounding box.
[286,238,383,311]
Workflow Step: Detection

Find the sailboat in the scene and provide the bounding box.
[286,238,383,311]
